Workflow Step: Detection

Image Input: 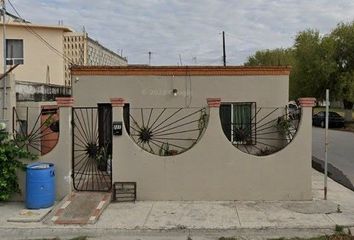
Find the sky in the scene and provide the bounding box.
[9,0,354,65]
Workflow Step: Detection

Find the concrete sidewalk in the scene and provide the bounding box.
[1,170,354,239]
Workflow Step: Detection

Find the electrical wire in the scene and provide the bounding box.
[6,0,74,65]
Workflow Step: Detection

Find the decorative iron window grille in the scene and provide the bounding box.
[13,106,60,155]
[124,107,209,156]
[220,104,301,156]
[220,102,257,145]
[231,102,256,145]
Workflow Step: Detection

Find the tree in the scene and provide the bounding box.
[245,48,294,67]
[244,48,297,98]
[244,26,354,122]
[292,30,337,101]
[330,22,354,121]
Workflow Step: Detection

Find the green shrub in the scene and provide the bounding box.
[0,128,36,201]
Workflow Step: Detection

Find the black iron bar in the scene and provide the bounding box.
[152,108,202,133]
[256,137,290,141]
[255,108,279,125]
[27,143,42,153]
[150,108,183,132]
[74,110,91,144]
[251,107,261,122]
[74,142,87,149]
[79,109,91,146]
[141,108,145,128]
[85,157,94,191]
[93,109,98,146]
[27,108,42,136]
[28,130,56,142]
[153,128,200,137]
[74,154,91,181]
[256,124,277,133]
[93,158,102,191]
[256,111,291,131]
[256,130,284,136]
[130,114,143,131]
[146,108,153,128]
[250,144,263,152]
[28,114,54,140]
[74,134,89,148]
[151,139,187,150]
[73,153,89,168]
[243,144,251,154]
[147,142,154,154]
[147,108,166,130]
[130,126,140,133]
[153,119,200,136]
[255,140,279,150]
[147,140,163,152]
[85,108,92,144]
[152,137,197,141]
[91,108,95,149]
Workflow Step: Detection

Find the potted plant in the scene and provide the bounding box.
[276,117,292,137]
[96,146,108,171]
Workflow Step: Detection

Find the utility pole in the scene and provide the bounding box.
[2,0,6,122]
[148,51,152,65]
[222,31,226,67]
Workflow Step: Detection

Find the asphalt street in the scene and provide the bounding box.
[312,127,354,190]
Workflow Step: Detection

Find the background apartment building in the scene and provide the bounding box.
[0,11,127,101]
[63,32,127,86]
[0,11,127,133]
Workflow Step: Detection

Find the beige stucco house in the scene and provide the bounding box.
[0,21,72,86]
[0,12,127,87]
[0,11,127,149]
[13,65,314,202]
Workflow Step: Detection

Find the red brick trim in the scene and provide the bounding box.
[110,98,125,107]
[298,98,316,107]
[56,97,74,107]
[207,98,221,108]
[71,66,291,76]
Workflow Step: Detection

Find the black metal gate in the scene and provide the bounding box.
[72,105,112,191]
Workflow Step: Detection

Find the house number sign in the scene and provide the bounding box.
[112,121,123,136]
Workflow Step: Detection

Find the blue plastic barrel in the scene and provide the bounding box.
[26,162,55,209]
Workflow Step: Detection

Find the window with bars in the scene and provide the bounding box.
[220,102,256,145]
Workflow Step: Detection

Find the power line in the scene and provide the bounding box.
[6,0,74,65]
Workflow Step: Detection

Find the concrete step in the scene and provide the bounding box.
[48,191,111,224]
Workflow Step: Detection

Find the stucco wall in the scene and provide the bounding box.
[110,103,312,201]
[72,75,289,108]
[14,101,72,201]
[69,71,314,200]
[0,25,66,85]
